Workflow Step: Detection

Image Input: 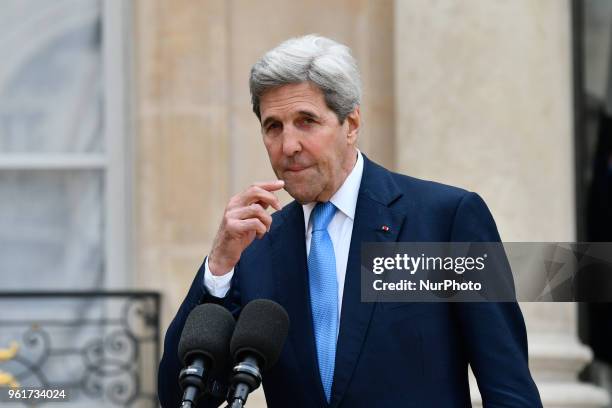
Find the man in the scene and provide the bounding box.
[158,35,542,407]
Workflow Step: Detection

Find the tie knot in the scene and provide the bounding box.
[311,202,336,231]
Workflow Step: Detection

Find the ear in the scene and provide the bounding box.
[346,106,361,144]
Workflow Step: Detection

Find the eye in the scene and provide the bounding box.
[299,117,316,126]
[266,122,281,132]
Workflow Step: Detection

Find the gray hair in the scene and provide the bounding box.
[249,34,362,123]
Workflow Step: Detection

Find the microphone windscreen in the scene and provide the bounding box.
[230,299,290,371]
[178,303,236,374]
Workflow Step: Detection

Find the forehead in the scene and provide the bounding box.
[259,82,329,119]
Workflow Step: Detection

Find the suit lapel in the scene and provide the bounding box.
[270,201,329,406]
[329,155,406,407]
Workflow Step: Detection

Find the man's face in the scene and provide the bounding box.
[259,82,360,203]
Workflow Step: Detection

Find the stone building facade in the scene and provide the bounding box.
[132,1,607,406]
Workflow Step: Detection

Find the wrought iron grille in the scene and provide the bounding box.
[0,292,161,407]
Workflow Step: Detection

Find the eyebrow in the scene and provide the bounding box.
[298,110,320,120]
[261,110,321,129]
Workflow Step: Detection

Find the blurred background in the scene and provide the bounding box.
[0,0,611,407]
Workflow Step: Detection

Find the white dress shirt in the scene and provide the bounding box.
[204,150,364,319]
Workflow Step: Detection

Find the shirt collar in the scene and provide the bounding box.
[302,149,364,229]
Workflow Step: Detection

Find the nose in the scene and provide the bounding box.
[281,126,302,157]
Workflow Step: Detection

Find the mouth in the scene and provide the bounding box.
[284,165,311,173]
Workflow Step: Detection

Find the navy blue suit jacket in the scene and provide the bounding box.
[158,155,542,407]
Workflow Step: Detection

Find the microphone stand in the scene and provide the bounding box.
[225,356,262,408]
[179,357,207,408]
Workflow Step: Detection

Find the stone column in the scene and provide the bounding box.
[393,0,608,406]
[134,1,395,407]
[133,0,231,325]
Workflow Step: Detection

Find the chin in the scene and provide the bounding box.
[284,183,318,204]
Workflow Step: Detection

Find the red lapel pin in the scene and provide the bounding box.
[381,225,390,232]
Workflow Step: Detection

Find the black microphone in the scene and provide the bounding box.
[227,299,290,408]
[177,303,236,408]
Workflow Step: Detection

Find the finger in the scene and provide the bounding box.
[229,204,273,231]
[238,186,282,211]
[228,218,267,237]
[252,180,285,192]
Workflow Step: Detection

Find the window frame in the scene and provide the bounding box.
[0,0,132,288]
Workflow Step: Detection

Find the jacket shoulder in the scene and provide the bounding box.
[388,170,473,211]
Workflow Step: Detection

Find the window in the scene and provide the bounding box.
[0,0,130,289]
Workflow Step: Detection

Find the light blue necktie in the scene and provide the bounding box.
[308,201,338,402]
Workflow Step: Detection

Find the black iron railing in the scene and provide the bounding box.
[0,291,161,407]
